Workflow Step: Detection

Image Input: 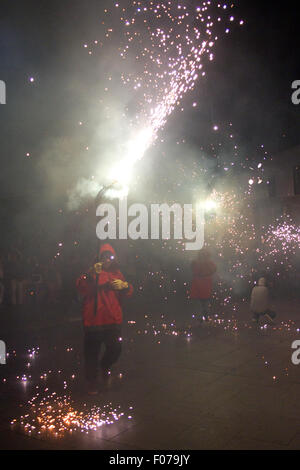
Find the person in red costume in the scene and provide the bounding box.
[76,244,133,394]
[190,248,217,322]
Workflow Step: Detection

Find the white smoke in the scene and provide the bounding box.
[67,177,101,210]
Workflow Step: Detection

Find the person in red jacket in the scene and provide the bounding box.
[190,248,216,322]
[76,244,133,394]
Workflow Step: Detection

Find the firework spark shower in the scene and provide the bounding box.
[79,1,243,195]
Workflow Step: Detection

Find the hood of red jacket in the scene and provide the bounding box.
[100,244,116,257]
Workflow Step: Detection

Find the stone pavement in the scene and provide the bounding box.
[0,298,300,450]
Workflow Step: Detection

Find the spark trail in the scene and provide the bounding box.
[85,1,243,188]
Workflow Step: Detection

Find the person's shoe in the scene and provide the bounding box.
[100,368,112,389]
[102,368,111,381]
[101,367,109,379]
[265,313,275,324]
[200,316,210,328]
[202,315,211,324]
[87,381,98,396]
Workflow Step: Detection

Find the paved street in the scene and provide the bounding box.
[1,298,300,450]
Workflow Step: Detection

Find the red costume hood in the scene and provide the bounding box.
[99,244,116,257]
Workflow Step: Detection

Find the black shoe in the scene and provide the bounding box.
[265,313,275,324]
[100,367,112,387]
[101,367,109,379]
[100,369,112,392]
[87,381,98,396]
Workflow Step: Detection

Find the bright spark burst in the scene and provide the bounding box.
[261,218,300,260]
[86,1,242,188]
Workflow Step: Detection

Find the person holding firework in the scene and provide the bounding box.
[76,244,133,395]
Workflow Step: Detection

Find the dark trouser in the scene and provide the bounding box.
[192,299,210,318]
[199,299,210,317]
[84,327,122,383]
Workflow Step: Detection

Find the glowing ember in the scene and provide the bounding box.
[12,393,132,437]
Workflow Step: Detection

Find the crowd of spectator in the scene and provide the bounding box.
[0,247,82,309]
[0,240,192,312]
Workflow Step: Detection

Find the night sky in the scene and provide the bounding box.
[0,0,300,243]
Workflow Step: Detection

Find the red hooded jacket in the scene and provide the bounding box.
[190,258,217,300]
[76,244,133,328]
